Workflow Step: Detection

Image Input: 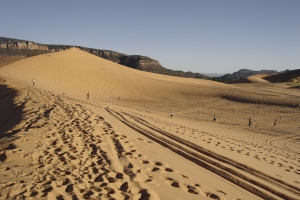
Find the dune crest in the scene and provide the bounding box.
[246,74,273,83]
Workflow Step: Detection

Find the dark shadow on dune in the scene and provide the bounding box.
[263,69,300,83]
[289,85,300,89]
[0,81,24,143]
[229,78,252,84]
[221,91,299,108]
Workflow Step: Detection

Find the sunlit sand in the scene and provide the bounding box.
[0,48,299,199]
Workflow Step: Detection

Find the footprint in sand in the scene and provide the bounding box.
[151,167,160,172]
[187,185,199,194]
[180,174,189,179]
[217,190,226,195]
[206,192,221,200]
[29,190,39,197]
[119,181,129,192]
[165,168,173,172]
[142,160,150,164]
[139,189,151,199]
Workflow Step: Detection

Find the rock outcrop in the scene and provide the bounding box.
[0,41,48,50]
[0,37,50,57]
[78,47,126,63]
[119,55,162,72]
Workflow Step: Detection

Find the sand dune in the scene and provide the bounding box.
[246,74,273,83]
[1,48,299,107]
[0,48,300,199]
[0,48,228,102]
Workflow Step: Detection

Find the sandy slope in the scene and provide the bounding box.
[246,74,274,83]
[0,48,300,199]
[0,57,25,68]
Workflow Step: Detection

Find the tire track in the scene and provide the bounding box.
[105,107,300,200]
[266,133,300,154]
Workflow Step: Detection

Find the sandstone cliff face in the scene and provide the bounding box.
[119,55,162,71]
[79,47,164,72]
[0,42,48,50]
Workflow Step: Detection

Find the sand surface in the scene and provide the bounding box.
[246,74,275,83]
[0,57,25,68]
[0,48,300,199]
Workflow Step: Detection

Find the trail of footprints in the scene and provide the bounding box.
[4,90,224,199]
[1,91,144,199]
[109,132,225,199]
[30,101,145,199]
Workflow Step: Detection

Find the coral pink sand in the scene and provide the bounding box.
[0,48,299,199]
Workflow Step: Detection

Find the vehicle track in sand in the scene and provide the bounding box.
[265,133,300,154]
[105,107,300,200]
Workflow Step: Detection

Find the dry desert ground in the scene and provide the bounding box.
[0,48,300,200]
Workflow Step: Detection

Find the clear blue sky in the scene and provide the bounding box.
[1,1,299,74]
